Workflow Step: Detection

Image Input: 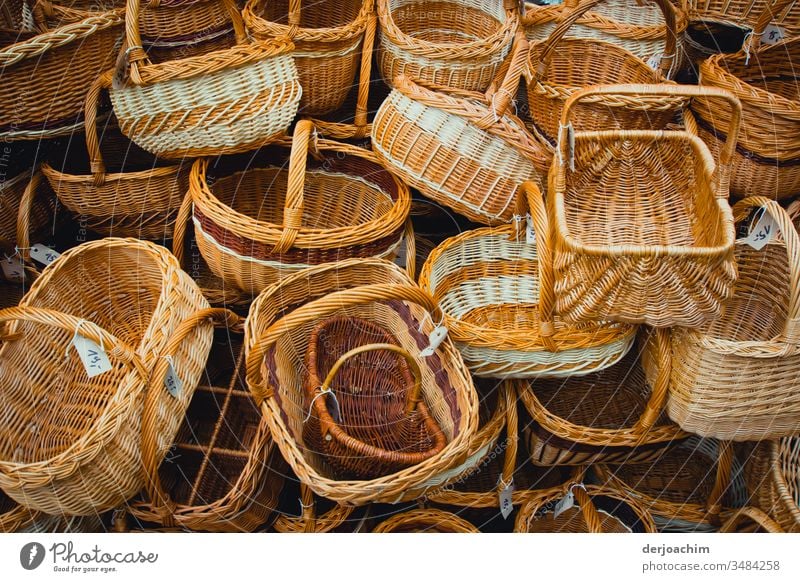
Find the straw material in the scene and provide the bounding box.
[667,197,800,441]
[245,0,372,116]
[378,0,517,91]
[191,120,411,294]
[745,439,800,532]
[373,508,480,532]
[0,238,215,515]
[550,84,739,327]
[419,181,635,378]
[244,258,478,506]
[373,36,550,226]
[681,0,800,35]
[109,0,301,158]
[0,169,53,253]
[0,5,124,140]
[519,328,686,466]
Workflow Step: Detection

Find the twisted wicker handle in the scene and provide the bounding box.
[732,196,800,342]
[85,70,114,187]
[560,83,742,196]
[571,484,605,533]
[171,189,193,267]
[272,483,356,533]
[705,440,734,522]
[632,327,671,436]
[719,506,784,533]
[273,119,314,254]
[402,218,416,280]
[139,307,242,524]
[483,33,529,122]
[743,0,795,53]
[499,382,518,493]
[14,169,50,281]
[246,283,442,404]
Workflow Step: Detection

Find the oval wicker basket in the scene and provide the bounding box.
[0,238,215,515]
[377,0,518,91]
[373,508,480,532]
[244,257,478,506]
[745,438,800,533]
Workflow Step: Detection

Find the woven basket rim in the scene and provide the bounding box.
[243,0,372,43]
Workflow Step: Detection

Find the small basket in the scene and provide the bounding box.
[244,258,478,506]
[0,238,216,515]
[109,0,300,158]
[667,197,800,440]
[519,328,686,466]
[419,181,635,378]
[372,36,550,226]
[244,0,373,116]
[373,508,480,532]
[191,120,411,293]
[745,439,800,533]
[694,1,800,199]
[549,84,739,327]
[377,0,518,91]
[0,5,124,140]
[41,70,188,240]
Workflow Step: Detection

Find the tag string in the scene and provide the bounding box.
[304,387,340,424]
[66,319,103,359]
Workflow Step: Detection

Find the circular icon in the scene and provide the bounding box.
[20,542,46,571]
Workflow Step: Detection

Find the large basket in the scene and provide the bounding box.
[550,84,739,327]
[694,1,800,200]
[244,258,478,506]
[372,36,550,226]
[419,181,635,378]
[372,508,480,532]
[667,198,800,440]
[0,5,124,140]
[244,0,372,116]
[519,328,686,466]
[191,120,411,294]
[41,71,188,240]
[377,0,518,91]
[108,0,300,158]
[0,238,216,515]
[745,439,800,533]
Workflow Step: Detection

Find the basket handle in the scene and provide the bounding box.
[139,307,242,524]
[705,440,734,522]
[14,169,50,282]
[499,382,519,493]
[273,119,315,254]
[732,196,800,342]
[559,84,742,195]
[287,0,301,34]
[719,506,784,533]
[743,0,795,53]
[402,218,416,280]
[171,189,193,268]
[632,327,671,435]
[246,283,442,405]
[482,32,529,123]
[85,70,114,187]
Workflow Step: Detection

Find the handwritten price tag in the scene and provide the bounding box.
[71,334,113,378]
[1,256,25,283]
[525,215,536,244]
[553,489,575,519]
[29,244,60,267]
[499,480,515,519]
[761,24,785,46]
[164,358,183,398]
[420,325,448,357]
[744,209,779,251]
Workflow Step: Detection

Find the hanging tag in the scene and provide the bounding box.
[420,325,448,357]
[646,53,663,71]
[164,358,183,398]
[71,335,113,378]
[567,123,576,172]
[29,244,60,267]
[761,24,786,46]
[1,256,25,283]
[499,480,515,519]
[525,215,536,244]
[553,489,575,519]
[744,209,779,251]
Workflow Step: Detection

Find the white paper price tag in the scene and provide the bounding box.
[29,244,60,267]
[761,24,786,46]
[553,489,575,519]
[646,53,663,70]
[499,480,515,519]
[420,325,448,357]
[745,210,780,251]
[525,215,536,244]
[71,334,113,378]
[164,358,183,398]
[1,256,25,283]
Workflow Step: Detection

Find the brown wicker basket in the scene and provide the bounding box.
[0,238,215,515]
[681,0,799,36]
[245,257,478,506]
[745,439,800,533]
[549,84,739,327]
[373,508,480,532]
[139,0,234,52]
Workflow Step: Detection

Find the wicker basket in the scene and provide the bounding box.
[245,258,478,506]
[745,439,800,533]
[0,5,124,140]
[378,0,518,91]
[694,3,800,200]
[244,0,372,116]
[519,328,687,466]
[524,0,687,76]
[1,492,104,532]
[373,508,480,532]
[139,0,234,50]
[419,181,635,378]
[41,71,188,240]
[681,0,800,35]
[667,197,800,440]
[515,479,657,533]
[719,506,785,533]
[550,84,739,327]
[372,36,550,226]
[108,0,300,158]
[129,324,284,532]
[0,238,216,515]
[191,120,411,294]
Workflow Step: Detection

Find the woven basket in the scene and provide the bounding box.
[0,238,216,515]
[515,479,657,533]
[0,5,123,140]
[745,439,800,532]
[191,120,411,294]
[108,0,300,158]
[1,492,103,532]
[719,506,785,533]
[694,2,800,199]
[681,0,800,35]
[550,84,739,327]
[373,508,480,532]
[524,0,687,75]
[245,258,478,506]
[596,437,748,531]
[419,181,635,378]
[41,71,188,240]
[129,325,284,532]
[372,36,550,226]
[519,328,687,466]
[139,0,234,49]
[667,198,800,440]
[244,0,372,116]
[525,0,680,145]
